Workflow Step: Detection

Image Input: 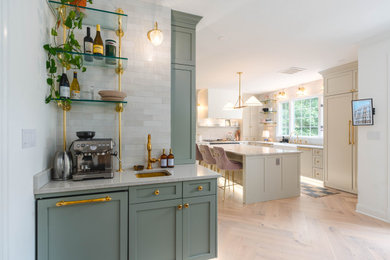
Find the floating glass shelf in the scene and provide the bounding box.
[48,1,128,32]
[261,99,278,103]
[261,121,277,125]
[52,98,127,104]
[261,111,277,114]
[57,51,128,69]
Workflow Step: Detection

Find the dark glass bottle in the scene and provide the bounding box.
[84,27,93,62]
[160,149,168,168]
[59,68,70,99]
[167,148,174,168]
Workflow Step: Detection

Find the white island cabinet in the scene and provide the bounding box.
[212,144,301,204]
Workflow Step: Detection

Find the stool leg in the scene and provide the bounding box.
[223,170,226,201]
[232,170,235,192]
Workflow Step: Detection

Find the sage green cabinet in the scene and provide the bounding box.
[171,64,196,164]
[36,191,128,260]
[183,195,216,260]
[171,10,202,165]
[129,199,183,260]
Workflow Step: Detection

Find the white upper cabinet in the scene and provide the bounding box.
[197,89,242,119]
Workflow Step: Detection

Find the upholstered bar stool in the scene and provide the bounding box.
[213,146,243,200]
[199,145,217,171]
[196,144,203,165]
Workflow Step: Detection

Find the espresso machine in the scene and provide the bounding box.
[70,132,115,181]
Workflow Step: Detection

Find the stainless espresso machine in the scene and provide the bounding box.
[70,132,115,181]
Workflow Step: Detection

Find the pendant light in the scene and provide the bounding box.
[147,22,163,46]
[233,72,262,109]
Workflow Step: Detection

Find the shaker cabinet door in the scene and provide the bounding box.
[129,199,184,260]
[37,191,128,260]
[183,195,217,260]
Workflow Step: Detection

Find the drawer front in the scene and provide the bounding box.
[313,156,323,168]
[312,149,323,156]
[313,168,324,180]
[129,182,182,204]
[183,179,217,198]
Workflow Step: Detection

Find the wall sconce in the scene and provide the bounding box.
[297,87,306,96]
[278,91,287,99]
[147,22,163,46]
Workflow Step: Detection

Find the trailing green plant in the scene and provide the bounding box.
[43,0,93,104]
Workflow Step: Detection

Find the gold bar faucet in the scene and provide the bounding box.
[147,134,160,169]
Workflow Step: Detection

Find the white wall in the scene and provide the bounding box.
[357,35,390,222]
[1,0,57,259]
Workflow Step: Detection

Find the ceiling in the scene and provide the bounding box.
[162,0,390,94]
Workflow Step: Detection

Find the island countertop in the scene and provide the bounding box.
[209,144,301,156]
[35,164,220,196]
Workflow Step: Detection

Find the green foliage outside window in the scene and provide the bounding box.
[281,102,289,135]
[294,97,319,136]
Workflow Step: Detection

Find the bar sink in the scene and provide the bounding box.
[135,170,172,178]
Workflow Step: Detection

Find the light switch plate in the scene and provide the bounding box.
[22,129,36,149]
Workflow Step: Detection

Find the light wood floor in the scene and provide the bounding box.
[213,180,390,260]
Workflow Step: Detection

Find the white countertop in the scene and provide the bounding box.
[35,164,220,195]
[250,141,324,149]
[209,144,301,156]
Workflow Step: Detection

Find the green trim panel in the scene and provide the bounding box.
[183,179,217,198]
[172,26,195,66]
[129,182,182,204]
[129,199,184,260]
[37,191,128,260]
[183,195,217,260]
[171,64,196,164]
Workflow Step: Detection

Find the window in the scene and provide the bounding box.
[280,102,289,135]
[294,97,319,136]
[278,96,321,137]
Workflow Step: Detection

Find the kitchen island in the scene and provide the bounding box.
[210,144,301,204]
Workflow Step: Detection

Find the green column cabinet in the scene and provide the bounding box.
[36,191,128,260]
[183,195,217,260]
[171,10,202,164]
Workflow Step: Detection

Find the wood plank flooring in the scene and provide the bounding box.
[213,181,390,260]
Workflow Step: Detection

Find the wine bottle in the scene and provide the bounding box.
[167,149,175,168]
[160,149,168,168]
[70,71,80,99]
[59,68,70,99]
[93,24,104,60]
[84,27,93,62]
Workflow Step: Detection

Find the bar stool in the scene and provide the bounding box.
[212,146,243,200]
[199,145,217,171]
[196,144,203,165]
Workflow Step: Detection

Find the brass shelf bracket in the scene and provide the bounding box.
[116,7,124,172]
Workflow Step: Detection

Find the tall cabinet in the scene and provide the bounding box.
[171,10,202,164]
[320,61,358,194]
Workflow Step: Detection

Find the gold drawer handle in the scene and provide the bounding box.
[316,160,320,163]
[178,204,183,210]
[184,203,189,208]
[56,196,112,207]
[198,186,203,191]
[154,189,160,196]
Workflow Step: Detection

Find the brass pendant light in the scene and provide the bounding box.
[233,72,263,109]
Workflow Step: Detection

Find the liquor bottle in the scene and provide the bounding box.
[167,149,174,168]
[70,71,80,99]
[59,68,70,99]
[84,27,93,62]
[93,24,104,60]
[160,149,168,168]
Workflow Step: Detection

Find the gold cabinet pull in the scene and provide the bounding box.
[352,124,355,145]
[297,147,311,151]
[154,189,160,196]
[348,120,352,145]
[184,203,189,208]
[178,204,183,210]
[197,186,203,191]
[56,196,112,207]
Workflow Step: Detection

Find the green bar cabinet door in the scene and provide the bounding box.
[36,191,128,260]
[171,64,196,164]
[129,198,184,260]
[183,195,217,260]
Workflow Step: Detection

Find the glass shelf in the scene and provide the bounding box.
[260,111,277,114]
[52,98,127,104]
[48,1,128,32]
[261,99,278,103]
[261,121,277,125]
[58,51,128,69]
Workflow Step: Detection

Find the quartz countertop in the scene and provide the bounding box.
[209,144,301,156]
[35,164,220,195]
[250,141,324,149]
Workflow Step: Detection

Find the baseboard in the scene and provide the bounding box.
[356,203,390,223]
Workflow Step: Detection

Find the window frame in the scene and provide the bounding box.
[277,95,323,138]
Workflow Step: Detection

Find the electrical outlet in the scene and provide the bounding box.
[22,129,36,149]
